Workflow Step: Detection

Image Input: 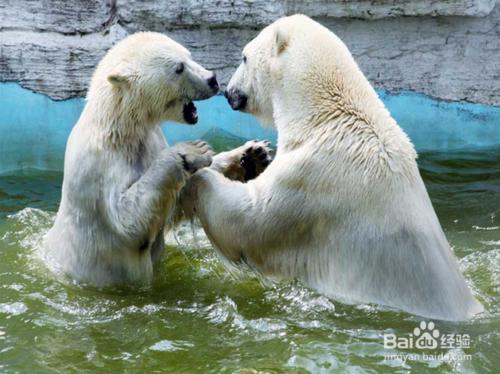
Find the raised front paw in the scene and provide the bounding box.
[211,140,273,182]
[240,140,273,181]
[172,140,214,174]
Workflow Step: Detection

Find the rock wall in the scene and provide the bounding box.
[1,0,499,105]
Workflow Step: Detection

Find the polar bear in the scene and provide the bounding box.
[184,16,484,320]
[44,32,271,286]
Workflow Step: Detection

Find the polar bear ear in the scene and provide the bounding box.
[274,26,289,56]
[107,63,133,86]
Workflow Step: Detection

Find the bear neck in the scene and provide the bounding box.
[82,92,158,150]
[272,86,418,177]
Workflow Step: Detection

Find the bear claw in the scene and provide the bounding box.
[240,140,273,182]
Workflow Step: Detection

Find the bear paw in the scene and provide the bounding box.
[240,140,273,181]
[172,140,214,174]
[211,140,273,182]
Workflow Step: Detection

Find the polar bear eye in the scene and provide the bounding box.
[175,62,185,74]
[242,55,247,64]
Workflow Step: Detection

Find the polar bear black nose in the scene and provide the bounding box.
[207,74,219,92]
[225,88,247,111]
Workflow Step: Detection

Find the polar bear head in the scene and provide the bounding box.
[224,20,283,126]
[225,15,379,129]
[88,32,218,127]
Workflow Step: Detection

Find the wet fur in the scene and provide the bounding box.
[186,15,483,320]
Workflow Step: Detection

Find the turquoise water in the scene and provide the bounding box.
[0,148,499,372]
[2,83,500,173]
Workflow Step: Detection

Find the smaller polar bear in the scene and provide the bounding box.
[184,15,484,320]
[45,32,271,286]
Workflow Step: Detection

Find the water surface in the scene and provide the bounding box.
[0,149,498,373]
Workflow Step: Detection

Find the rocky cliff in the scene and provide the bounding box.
[1,0,499,105]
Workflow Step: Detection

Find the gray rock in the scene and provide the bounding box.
[330,4,500,105]
[0,0,499,105]
[0,24,127,99]
[0,0,114,34]
[118,0,278,30]
[291,0,496,19]
[118,0,496,31]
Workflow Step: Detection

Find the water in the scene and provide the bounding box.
[0,149,498,373]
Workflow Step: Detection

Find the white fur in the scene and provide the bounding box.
[45,32,216,286]
[188,15,484,320]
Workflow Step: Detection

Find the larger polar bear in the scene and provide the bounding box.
[45,32,271,286]
[185,15,484,320]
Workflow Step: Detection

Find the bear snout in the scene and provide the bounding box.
[225,89,248,111]
[207,74,219,93]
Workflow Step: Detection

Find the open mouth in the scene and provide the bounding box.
[183,101,198,124]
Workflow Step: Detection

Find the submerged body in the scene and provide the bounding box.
[187,15,483,320]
